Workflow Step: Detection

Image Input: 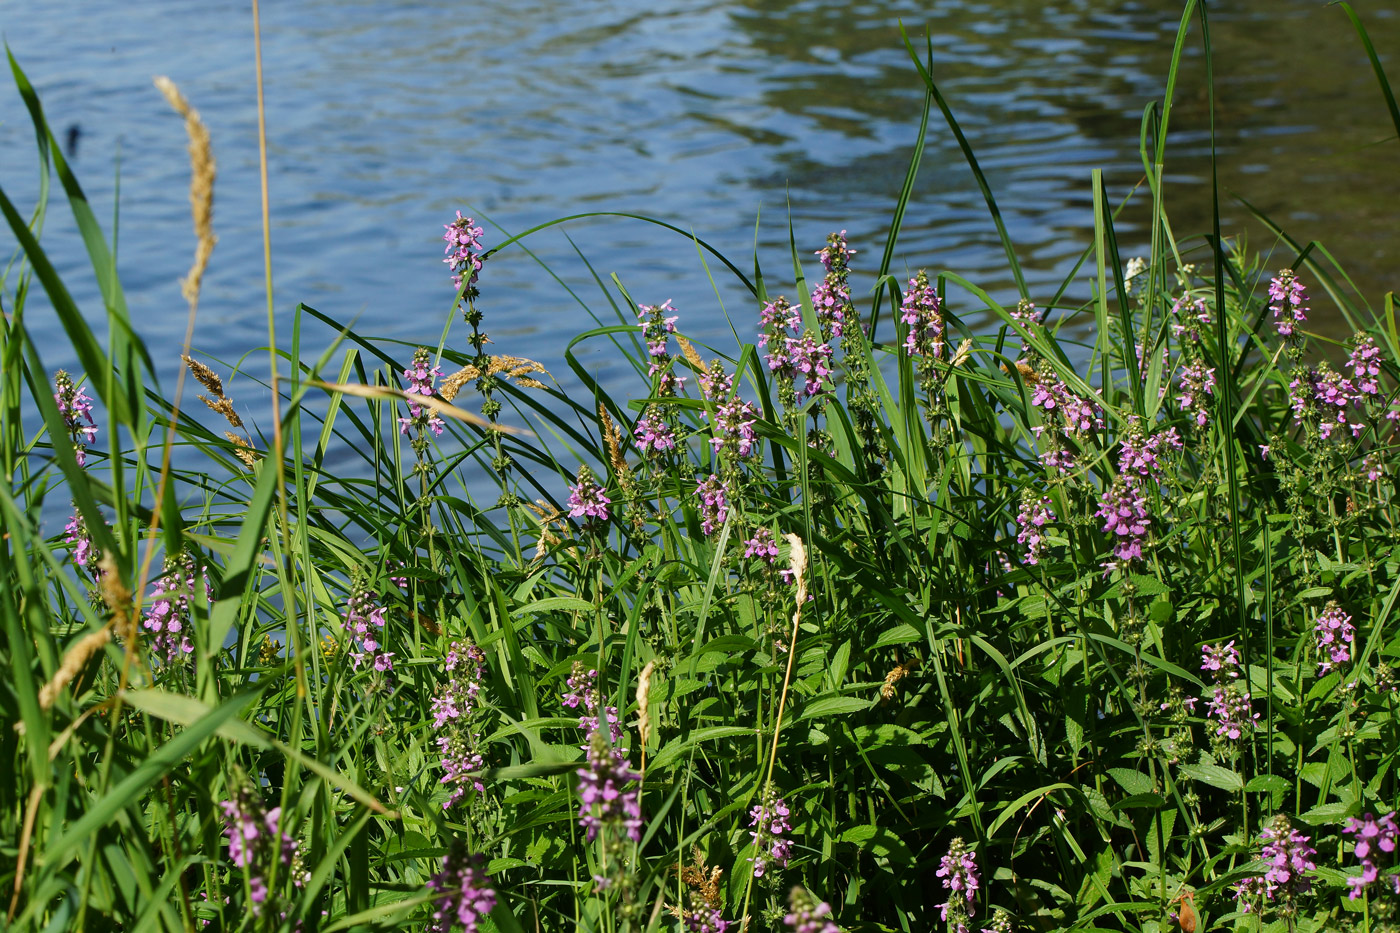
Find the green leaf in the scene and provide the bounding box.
[836,825,914,863]
[650,726,754,771]
[798,695,874,721]
[1178,762,1244,792]
[513,597,596,616]
[1297,800,1357,825]
[46,690,258,864]
[872,624,921,648]
[1108,768,1154,797]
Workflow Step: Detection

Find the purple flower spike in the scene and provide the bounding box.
[1177,359,1216,427]
[428,847,497,933]
[399,347,446,437]
[219,788,301,917]
[711,398,759,460]
[1095,481,1149,568]
[1344,811,1399,900]
[1200,640,1258,744]
[1016,495,1055,566]
[936,837,980,933]
[567,465,611,526]
[696,475,730,536]
[1234,814,1316,914]
[562,662,620,743]
[1201,640,1241,680]
[143,552,203,664]
[64,507,103,579]
[53,370,98,466]
[344,588,390,675]
[435,642,487,808]
[901,273,945,361]
[444,212,485,296]
[637,300,681,378]
[1268,269,1308,339]
[635,408,677,456]
[1313,602,1355,675]
[576,728,642,843]
[812,231,855,342]
[744,527,780,566]
[784,887,840,933]
[749,789,792,878]
[1348,333,1383,395]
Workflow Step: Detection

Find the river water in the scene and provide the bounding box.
[1,0,1396,422]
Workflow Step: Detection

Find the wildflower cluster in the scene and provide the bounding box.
[344,587,392,674]
[760,296,832,424]
[1015,495,1055,566]
[1010,298,1044,352]
[1269,268,1308,339]
[696,474,729,535]
[812,231,854,342]
[784,887,840,933]
[710,394,759,462]
[1028,367,1103,472]
[1313,602,1355,675]
[1200,640,1257,749]
[1094,426,1179,570]
[902,270,947,422]
[1290,363,1367,441]
[567,465,611,529]
[638,300,686,396]
[1176,359,1215,428]
[399,347,445,440]
[576,727,643,843]
[53,370,98,466]
[64,506,101,579]
[901,271,944,362]
[144,551,202,664]
[1170,294,1212,342]
[220,788,302,915]
[563,662,620,743]
[635,406,677,458]
[936,837,980,933]
[744,526,780,566]
[1344,811,1399,899]
[819,231,884,467]
[428,847,496,933]
[434,641,488,809]
[748,789,792,878]
[443,211,485,299]
[1234,814,1317,917]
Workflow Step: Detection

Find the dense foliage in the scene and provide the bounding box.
[3,4,1399,932]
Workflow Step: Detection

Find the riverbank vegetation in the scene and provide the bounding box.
[3,3,1400,931]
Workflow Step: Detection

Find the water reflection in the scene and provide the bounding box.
[0,0,1394,391]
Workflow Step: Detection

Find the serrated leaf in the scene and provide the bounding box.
[872,624,921,648]
[650,726,754,771]
[1297,800,1356,825]
[1179,762,1244,792]
[799,695,873,720]
[1112,792,1165,811]
[837,825,913,863]
[513,597,596,616]
[1108,768,1154,796]
[694,634,760,657]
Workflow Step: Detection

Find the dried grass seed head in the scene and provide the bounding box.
[154,76,216,307]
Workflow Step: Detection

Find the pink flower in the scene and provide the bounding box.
[398,347,446,437]
[1268,270,1308,338]
[53,370,98,466]
[444,212,485,295]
